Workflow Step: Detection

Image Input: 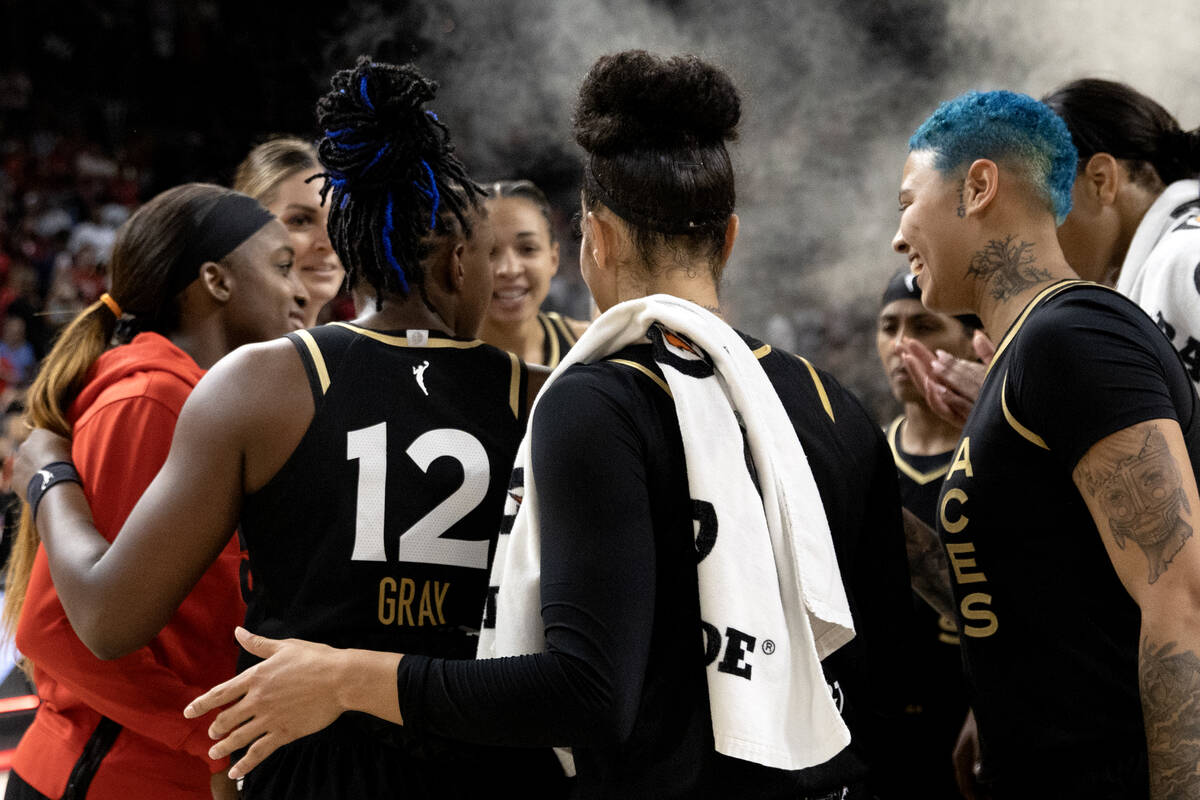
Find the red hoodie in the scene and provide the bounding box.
[13,333,245,799]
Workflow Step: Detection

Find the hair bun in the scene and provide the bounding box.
[316,57,444,191]
[573,51,740,155]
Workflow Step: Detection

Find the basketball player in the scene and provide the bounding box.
[183,50,914,800]
[876,268,976,797]
[12,59,565,798]
[891,90,1200,798]
[479,180,588,367]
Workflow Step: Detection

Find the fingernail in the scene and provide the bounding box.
[210,746,220,759]
[936,349,953,363]
[229,768,242,780]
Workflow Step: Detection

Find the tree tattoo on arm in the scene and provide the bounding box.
[1076,425,1193,584]
[902,508,958,622]
[1140,637,1200,797]
[965,234,1052,302]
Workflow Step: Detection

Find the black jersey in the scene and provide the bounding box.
[237,322,566,798]
[885,416,967,798]
[538,310,582,368]
[936,281,1200,797]
[396,333,911,799]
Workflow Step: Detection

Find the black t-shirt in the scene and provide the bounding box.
[886,417,968,797]
[237,322,566,798]
[397,333,911,799]
[937,281,1200,797]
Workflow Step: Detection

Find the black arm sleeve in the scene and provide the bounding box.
[396,367,659,747]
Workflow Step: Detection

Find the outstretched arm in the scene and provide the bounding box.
[13,340,311,659]
[1073,419,1200,799]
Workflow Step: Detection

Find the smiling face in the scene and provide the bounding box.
[222,219,310,345]
[264,170,345,324]
[485,195,559,328]
[892,150,975,315]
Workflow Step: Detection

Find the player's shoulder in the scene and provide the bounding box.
[1024,282,1149,341]
[750,335,874,431]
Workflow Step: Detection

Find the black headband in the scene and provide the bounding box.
[881,269,922,305]
[880,269,983,330]
[584,158,732,236]
[168,193,276,297]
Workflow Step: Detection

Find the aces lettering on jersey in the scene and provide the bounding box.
[939,437,999,638]
[346,422,492,628]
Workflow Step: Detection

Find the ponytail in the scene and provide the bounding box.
[1,182,265,652]
[2,298,121,641]
[1154,126,1200,185]
[1043,78,1199,188]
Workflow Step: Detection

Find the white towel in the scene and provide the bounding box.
[478,294,855,772]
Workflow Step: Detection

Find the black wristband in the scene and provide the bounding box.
[27,461,83,521]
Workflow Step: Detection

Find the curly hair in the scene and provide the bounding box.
[573,50,740,274]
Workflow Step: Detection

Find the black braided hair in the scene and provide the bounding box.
[315,57,485,308]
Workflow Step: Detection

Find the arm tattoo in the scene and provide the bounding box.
[965,234,1052,302]
[1076,425,1192,584]
[1140,637,1200,797]
[902,508,959,623]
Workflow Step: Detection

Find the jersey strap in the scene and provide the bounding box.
[793,355,835,422]
[288,329,332,403]
[608,358,673,397]
[987,279,1094,374]
[286,324,366,405]
[546,311,580,346]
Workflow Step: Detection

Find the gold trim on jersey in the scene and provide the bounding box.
[507,352,521,419]
[1000,371,1049,450]
[886,416,951,485]
[609,358,673,397]
[546,311,579,347]
[987,279,1091,375]
[752,344,772,359]
[538,313,562,368]
[330,322,484,349]
[795,355,835,422]
[293,329,331,395]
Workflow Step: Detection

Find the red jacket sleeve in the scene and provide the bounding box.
[16,385,237,772]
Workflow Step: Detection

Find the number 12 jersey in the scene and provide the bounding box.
[240,322,529,662]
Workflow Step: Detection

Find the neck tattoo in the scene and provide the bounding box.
[966,234,1052,302]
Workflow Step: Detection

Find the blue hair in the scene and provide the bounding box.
[909,91,1078,224]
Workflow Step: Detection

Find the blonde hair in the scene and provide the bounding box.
[233,137,320,205]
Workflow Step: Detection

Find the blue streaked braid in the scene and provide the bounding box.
[315,56,484,307]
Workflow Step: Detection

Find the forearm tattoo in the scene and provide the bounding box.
[1140,637,1200,797]
[965,234,1052,302]
[902,509,958,623]
[1076,425,1192,584]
